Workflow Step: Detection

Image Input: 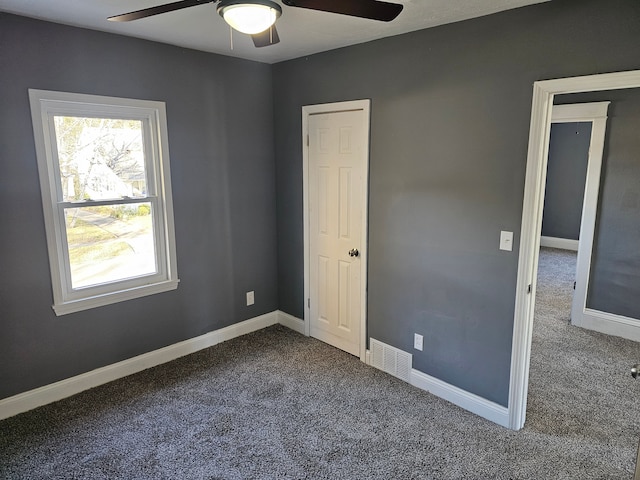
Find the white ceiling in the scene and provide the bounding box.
[0,0,550,64]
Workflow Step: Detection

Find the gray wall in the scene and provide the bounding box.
[589,90,640,319]
[273,0,640,406]
[0,14,278,399]
[541,122,592,240]
[557,89,640,319]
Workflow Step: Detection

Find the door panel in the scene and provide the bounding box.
[308,109,364,356]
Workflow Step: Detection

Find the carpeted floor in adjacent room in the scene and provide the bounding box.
[1,247,639,479]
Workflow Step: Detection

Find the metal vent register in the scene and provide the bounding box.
[370,338,412,382]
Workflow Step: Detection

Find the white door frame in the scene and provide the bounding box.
[508,70,640,430]
[541,104,609,251]
[548,103,610,327]
[302,99,371,362]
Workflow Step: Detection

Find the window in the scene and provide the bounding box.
[29,90,179,315]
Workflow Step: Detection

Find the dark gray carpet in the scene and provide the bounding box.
[526,247,640,478]
[1,248,638,479]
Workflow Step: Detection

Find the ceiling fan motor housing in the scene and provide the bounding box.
[217,0,283,35]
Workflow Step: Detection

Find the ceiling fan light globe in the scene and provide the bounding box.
[220,2,281,35]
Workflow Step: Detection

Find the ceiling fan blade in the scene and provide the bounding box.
[108,0,214,22]
[281,0,402,22]
[252,26,281,48]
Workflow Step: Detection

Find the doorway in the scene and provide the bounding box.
[542,102,609,328]
[302,100,370,361]
[508,70,640,430]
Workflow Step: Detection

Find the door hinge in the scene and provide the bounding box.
[306,134,309,147]
[573,281,576,290]
[307,298,310,309]
[527,284,532,294]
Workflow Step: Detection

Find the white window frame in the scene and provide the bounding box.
[29,89,179,315]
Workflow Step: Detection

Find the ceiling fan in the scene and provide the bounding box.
[108,0,404,48]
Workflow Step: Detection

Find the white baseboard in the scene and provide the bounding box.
[540,236,579,251]
[1,309,510,429]
[364,348,509,428]
[574,308,640,342]
[410,369,510,428]
[277,310,305,334]
[0,311,280,421]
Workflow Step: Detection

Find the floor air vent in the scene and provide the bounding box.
[370,338,412,382]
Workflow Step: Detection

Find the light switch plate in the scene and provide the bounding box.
[414,333,423,351]
[500,231,514,251]
[246,291,255,306]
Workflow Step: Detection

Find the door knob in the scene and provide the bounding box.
[348,248,359,258]
[632,364,639,379]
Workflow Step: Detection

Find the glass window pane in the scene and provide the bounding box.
[53,116,147,202]
[64,204,157,289]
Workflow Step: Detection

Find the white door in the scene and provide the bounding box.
[307,107,367,357]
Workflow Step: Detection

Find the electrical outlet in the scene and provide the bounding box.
[414,333,423,351]
[246,291,255,306]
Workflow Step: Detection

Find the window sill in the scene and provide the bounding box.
[52,279,180,316]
